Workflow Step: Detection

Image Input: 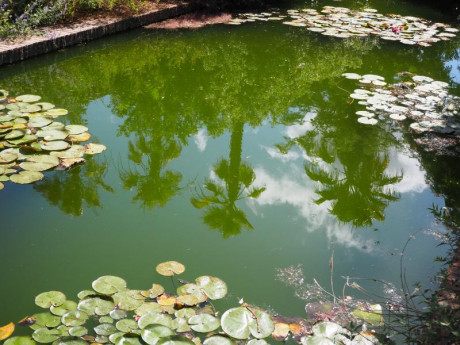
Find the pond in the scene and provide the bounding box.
[1,0,459,341]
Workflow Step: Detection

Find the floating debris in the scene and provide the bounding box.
[344,72,460,154]
[0,89,107,189]
[225,6,458,47]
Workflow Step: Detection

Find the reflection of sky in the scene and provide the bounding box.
[246,112,430,252]
[194,128,208,152]
[445,49,460,84]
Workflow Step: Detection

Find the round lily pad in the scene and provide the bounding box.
[114,333,143,345]
[99,316,114,324]
[84,143,106,155]
[203,336,235,345]
[357,117,378,125]
[5,129,25,140]
[28,116,53,128]
[171,318,190,333]
[65,125,88,135]
[36,129,69,141]
[78,297,115,316]
[32,328,60,343]
[35,103,55,111]
[220,307,274,340]
[52,337,87,345]
[138,312,172,329]
[8,134,38,145]
[188,314,220,333]
[50,300,78,316]
[195,276,227,300]
[141,284,164,299]
[20,161,57,172]
[134,302,161,316]
[92,276,127,295]
[61,310,89,327]
[141,325,174,345]
[4,336,36,345]
[33,312,61,328]
[0,151,18,163]
[68,326,87,337]
[16,95,41,103]
[94,323,117,336]
[68,132,91,142]
[41,141,70,151]
[46,109,68,117]
[156,336,195,345]
[116,319,138,333]
[110,309,128,320]
[156,261,185,276]
[35,291,66,308]
[50,146,86,159]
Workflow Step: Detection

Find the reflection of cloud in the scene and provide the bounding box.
[387,148,427,194]
[248,166,373,252]
[285,112,316,139]
[194,128,208,152]
[263,146,302,162]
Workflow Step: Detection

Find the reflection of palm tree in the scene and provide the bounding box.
[120,136,182,209]
[191,122,265,238]
[34,157,114,216]
[305,154,402,227]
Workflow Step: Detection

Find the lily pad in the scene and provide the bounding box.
[113,290,144,311]
[40,141,70,151]
[156,336,195,345]
[61,310,89,327]
[156,261,185,276]
[3,336,36,345]
[116,319,138,333]
[195,276,227,300]
[16,95,41,103]
[28,116,53,128]
[33,312,61,328]
[352,304,384,326]
[65,125,88,135]
[10,171,44,184]
[138,312,172,329]
[92,276,127,295]
[114,333,143,345]
[8,134,38,145]
[141,325,174,345]
[68,326,87,337]
[68,132,91,142]
[171,318,190,333]
[46,109,68,117]
[50,146,86,159]
[134,302,161,316]
[52,337,87,345]
[220,307,274,339]
[78,297,115,316]
[94,323,117,336]
[32,329,60,343]
[36,129,69,141]
[357,117,378,125]
[203,336,235,345]
[188,314,220,333]
[50,300,78,316]
[35,103,55,111]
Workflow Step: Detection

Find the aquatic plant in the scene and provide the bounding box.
[0,89,106,190]
[227,6,458,47]
[0,261,389,345]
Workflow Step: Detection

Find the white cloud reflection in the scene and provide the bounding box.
[194,128,208,152]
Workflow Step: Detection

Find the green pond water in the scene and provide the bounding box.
[1,0,460,337]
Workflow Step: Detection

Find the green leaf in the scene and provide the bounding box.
[61,310,89,327]
[92,276,127,295]
[94,323,117,336]
[351,305,384,326]
[114,333,143,345]
[156,336,195,345]
[188,314,220,333]
[220,307,274,340]
[78,297,115,316]
[50,300,77,316]
[52,337,88,345]
[16,95,41,103]
[32,328,60,343]
[35,291,66,309]
[68,326,87,337]
[141,325,174,345]
[138,312,172,329]
[10,171,44,184]
[195,276,227,300]
[155,261,185,276]
[116,319,138,333]
[203,336,235,345]
[4,336,36,345]
[33,312,61,328]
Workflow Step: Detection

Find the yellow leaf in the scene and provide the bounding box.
[0,322,15,341]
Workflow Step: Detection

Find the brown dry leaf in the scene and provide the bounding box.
[289,323,304,335]
[18,316,36,326]
[272,322,290,340]
[157,294,176,306]
[0,322,15,341]
[59,158,85,169]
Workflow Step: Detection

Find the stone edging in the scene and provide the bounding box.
[0,2,196,67]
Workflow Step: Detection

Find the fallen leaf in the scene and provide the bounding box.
[0,322,15,341]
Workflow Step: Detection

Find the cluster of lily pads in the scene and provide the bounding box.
[226,6,458,47]
[0,89,106,190]
[344,72,460,138]
[0,261,387,345]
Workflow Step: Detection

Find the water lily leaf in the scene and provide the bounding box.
[203,336,235,345]
[76,290,96,300]
[50,146,86,159]
[41,140,70,151]
[0,322,15,341]
[20,161,57,172]
[141,284,164,299]
[113,290,144,311]
[32,328,60,343]
[195,276,227,300]
[138,312,172,329]
[28,116,53,128]
[46,109,68,117]
[188,314,220,333]
[4,336,35,345]
[351,332,381,345]
[155,261,185,276]
[78,297,114,316]
[16,95,41,103]
[5,129,25,140]
[157,295,176,307]
[116,319,138,333]
[176,294,200,306]
[35,291,66,309]
[57,157,86,169]
[35,103,55,111]
[110,310,128,320]
[134,302,161,316]
[52,337,87,345]
[94,323,117,336]
[114,333,143,345]
[171,318,190,333]
[84,143,106,155]
[68,132,91,142]
[44,122,65,130]
[141,325,174,345]
[351,305,383,326]
[65,125,88,135]
[8,134,38,145]
[0,181,4,190]
[92,276,127,295]
[61,310,89,327]
[156,336,195,345]
[36,129,68,141]
[10,170,45,184]
[99,316,114,324]
[247,340,269,345]
[221,307,274,340]
[68,326,87,337]
[301,321,350,345]
[357,117,378,125]
[22,105,41,113]
[95,335,109,343]
[175,308,195,319]
[0,151,17,163]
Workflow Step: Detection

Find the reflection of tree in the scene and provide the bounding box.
[278,85,402,227]
[191,122,265,238]
[120,136,182,209]
[34,158,114,216]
